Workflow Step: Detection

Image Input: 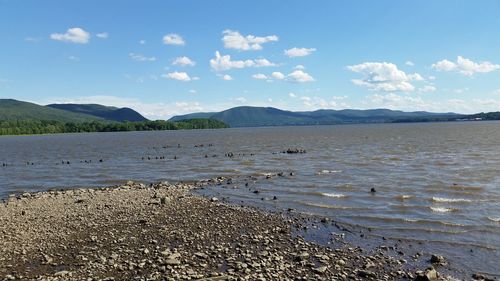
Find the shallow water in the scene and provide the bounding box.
[1,122,499,275]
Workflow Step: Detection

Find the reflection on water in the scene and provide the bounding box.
[1,122,499,275]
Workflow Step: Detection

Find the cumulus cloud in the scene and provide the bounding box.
[284,47,316,58]
[50,27,90,44]
[163,33,185,45]
[287,70,315,83]
[172,56,195,66]
[210,51,276,71]
[271,72,285,80]
[96,32,108,39]
[405,61,415,66]
[252,73,268,80]
[162,71,198,81]
[222,30,278,51]
[347,62,423,92]
[222,74,233,81]
[432,56,500,76]
[299,96,348,109]
[289,92,296,98]
[252,70,314,83]
[129,53,156,62]
[294,65,305,70]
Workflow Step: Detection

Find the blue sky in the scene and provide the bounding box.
[1,0,500,119]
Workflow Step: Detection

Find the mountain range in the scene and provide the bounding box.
[169,106,462,127]
[2,99,497,128]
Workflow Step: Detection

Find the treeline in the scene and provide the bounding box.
[391,116,460,123]
[467,112,500,120]
[0,119,229,136]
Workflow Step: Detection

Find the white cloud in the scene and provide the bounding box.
[267,98,273,103]
[210,51,276,71]
[172,56,196,66]
[222,30,278,51]
[252,70,314,83]
[163,33,185,45]
[252,73,268,80]
[287,70,315,83]
[129,53,156,62]
[347,62,423,92]
[294,65,305,70]
[368,93,432,111]
[299,95,348,109]
[189,89,197,94]
[432,56,500,76]
[405,61,415,66]
[50,27,90,44]
[222,74,233,81]
[419,85,436,93]
[162,71,198,82]
[235,97,247,103]
[289,92,296,98]
[284,47,316,58]
[408,73,424,81]
[96,32,108,39]
[271,72,285,80]
[139,40,146,45]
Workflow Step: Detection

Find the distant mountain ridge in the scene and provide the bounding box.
[169,106,462,127]
[0,99,103,122]
[47,103,148,122]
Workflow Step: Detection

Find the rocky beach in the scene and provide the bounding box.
[0,180,484,281]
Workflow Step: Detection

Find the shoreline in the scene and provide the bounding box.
[0,181,490,280]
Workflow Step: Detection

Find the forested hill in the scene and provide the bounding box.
[170,106,462,127]
[47,103,148,122]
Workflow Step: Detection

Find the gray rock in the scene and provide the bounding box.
[414,267,438,281]
[160,197,171,205]
[165,258,181,265]
[430,254,446,265]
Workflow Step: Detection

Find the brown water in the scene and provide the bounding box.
[1,122,499,276]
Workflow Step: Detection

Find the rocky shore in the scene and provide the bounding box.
[0,181,484,281]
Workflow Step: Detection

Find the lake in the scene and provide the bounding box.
[1,122,499,276]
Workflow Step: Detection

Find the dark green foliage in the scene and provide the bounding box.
[0,119,229,136]
[466,112,500,120]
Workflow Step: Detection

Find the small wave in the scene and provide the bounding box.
[432,197,472,203]
[488,217,500,223]
[395,195,413,200]
[316,170,342,175]
[298,201,353,210]
[321,192,346,198]
[430,207,455,213]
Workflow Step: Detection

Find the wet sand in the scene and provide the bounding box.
[0,181,483,281]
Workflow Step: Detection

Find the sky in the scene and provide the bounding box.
[1,0,500,119]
